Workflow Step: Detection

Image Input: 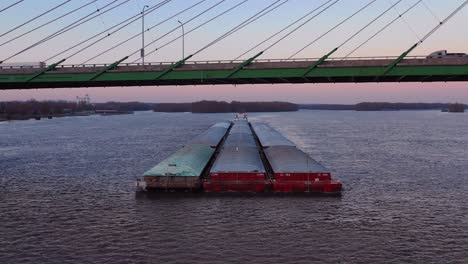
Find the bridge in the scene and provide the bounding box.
[1,56,468,89]
[1,0,467,90]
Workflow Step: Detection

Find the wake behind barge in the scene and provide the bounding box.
[142,118,342,195]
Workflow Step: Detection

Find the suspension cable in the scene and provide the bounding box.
[288,0,378,59]
[337,0,403,49]
[80,0,211,65]
[53,0,172,62]
[127,0,229,60]
[0,0,73,38]
[262,0,340,54]
[132,0,249,63]
[191,0,289,57]
[422,0,441,23]
[388,0,420,41]
[0,0,24,14]
[1,0,99,47]
[1,0,130,63]
[32,0,126,46]
[344,0,423,59]
[234,1,332,60]
[419,0,468,44]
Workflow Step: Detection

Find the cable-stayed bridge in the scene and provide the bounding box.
[0,0,467,90]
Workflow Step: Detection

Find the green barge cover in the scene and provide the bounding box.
[144,144,215,177]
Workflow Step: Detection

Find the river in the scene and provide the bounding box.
[1,110,467,263]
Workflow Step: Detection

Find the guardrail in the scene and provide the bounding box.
[0,55,460,70]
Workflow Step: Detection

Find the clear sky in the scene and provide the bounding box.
[0,0,467,103]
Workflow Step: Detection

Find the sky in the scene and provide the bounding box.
[0,0,467,103]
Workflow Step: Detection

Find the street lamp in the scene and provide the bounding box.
[177,20,185,60]
[141,5,149,65]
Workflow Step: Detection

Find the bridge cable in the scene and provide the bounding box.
[0,0,73,38]
[235,0,339,60]
[185,0,289,58]
[1,0,130,64]
[37,0,124,43]
[262,0,340,54]
[80,0,215,64]
[45,0,172,62]
[291,0,404,60]
[337,0,403,50]
[418,0,468,44]
[129,0,250,63]
[344,0,423,59]
[388,0,421,42]
[128,0,252,62]
[287,0,378,59]
[233,0,336,60]
[0,0,25,14]
[1,0,100,47]
[54,0,172,62]
[422,0,441,23]
[377,0,468,76]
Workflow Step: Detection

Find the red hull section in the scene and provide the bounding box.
[274,173,332,182]
[205,173,269,192]
[203,181,269,192]
[209,172,265,182]
[273,180,342,194]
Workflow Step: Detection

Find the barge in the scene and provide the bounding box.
[204,119,268,192]
[251,122,342,194]
[142,118,342,195]
[143,122,231,190]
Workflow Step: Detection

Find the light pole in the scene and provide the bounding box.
[141,5,149,64]
[177,20,185,60]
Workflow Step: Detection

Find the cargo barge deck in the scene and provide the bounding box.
[141,118,342,195]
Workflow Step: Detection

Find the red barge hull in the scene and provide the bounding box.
[273,180,342,194]
[204,172,269,192]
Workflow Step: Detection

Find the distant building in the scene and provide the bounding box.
[427,50,468,59]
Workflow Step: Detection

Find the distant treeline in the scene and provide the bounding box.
[299,104,355,110]
[0,100,93,120]
[94,101,153,111]
[153,101,298,113]
[354,102,451,111]
[0,100,154,121]
[300,102,467,111]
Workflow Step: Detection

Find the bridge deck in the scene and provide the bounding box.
[1,57,468,89]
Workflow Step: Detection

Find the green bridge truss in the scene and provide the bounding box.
[1,54,468,90]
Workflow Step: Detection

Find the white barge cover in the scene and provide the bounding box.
[223,132,256,147]
[264,146,329,173]
[210,146,266,173]
[229,125,252,135]
[251,122,295,147]
[211,121,231,129]
[189,123,230,147]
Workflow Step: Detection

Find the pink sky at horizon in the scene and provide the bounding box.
[2,82,467,104]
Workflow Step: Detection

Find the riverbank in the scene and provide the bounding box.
[0,100,144,122]
[153,101,298,113]
[0,111,135,122]
[300,102,468,111]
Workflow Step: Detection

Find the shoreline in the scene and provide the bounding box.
[0,111,134,122]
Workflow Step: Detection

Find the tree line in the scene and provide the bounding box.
[301,102,467,111]
[153,101,298,113]
[0,100,154,120]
